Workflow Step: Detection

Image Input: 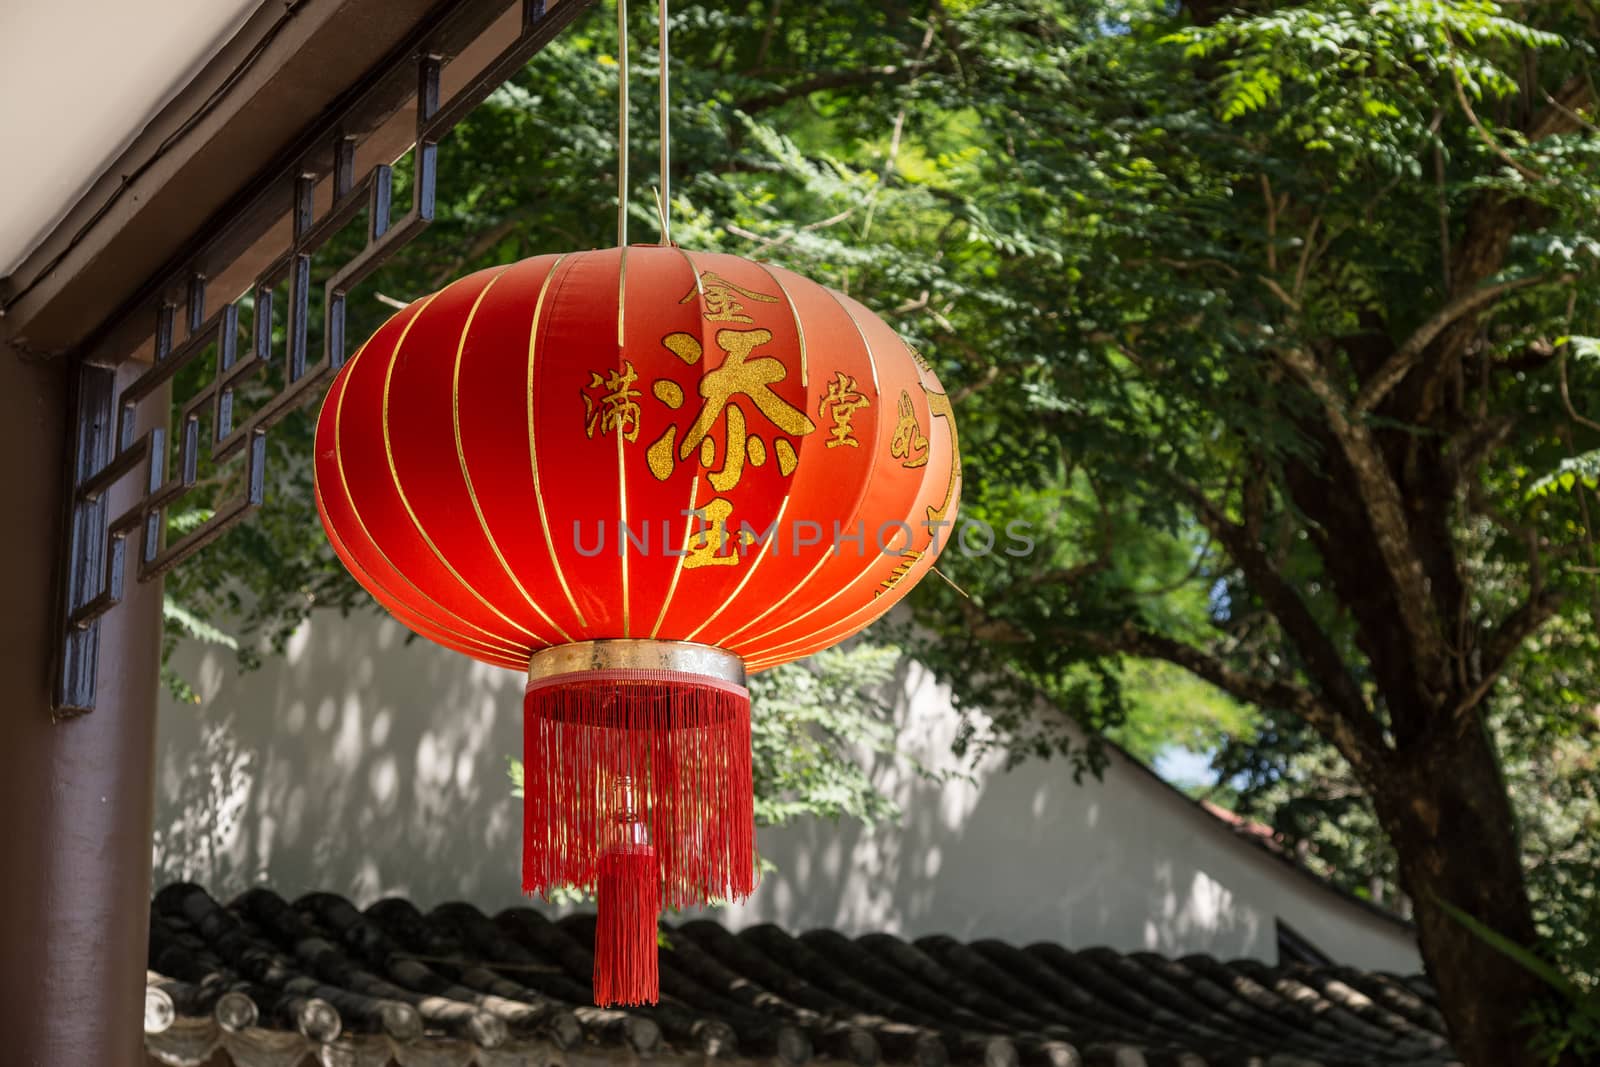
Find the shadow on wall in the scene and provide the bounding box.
[714,656,1416,971]
[154,607,1417,971]
[714,656,1265,953]
[155,610,528,907]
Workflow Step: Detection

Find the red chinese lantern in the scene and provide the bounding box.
[313,246,960,1004]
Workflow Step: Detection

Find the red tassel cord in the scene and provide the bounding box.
[593,845,661,1006]
[522,669,756,1004]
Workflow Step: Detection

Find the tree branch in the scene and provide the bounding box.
[1559,343,1600,435]
[1260,275,1300,311]
[1292,215,1322,303]
[1277,346,1451,684]
[1493,338,1558,375]
[951,363,1001,405]
[752,0,783,73]
[1444,414,1515,484]
[1173,477,1373,723]
[1481,594,1562,685]
[1353,273,1568,413]
[726,207,855,254]
[1453,592,1563,722]
[1451,68,1547,183]
[1260,173,1279,274]
[1082,623,1387,776]
[1530,73,1598,139]
[1180,0,1235,27]
[736,63,934,113]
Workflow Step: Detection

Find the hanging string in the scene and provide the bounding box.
[619,0,674,246]
[657,0,671,245]
[617,0,629,247]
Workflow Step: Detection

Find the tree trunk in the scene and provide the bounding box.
[1372,713,1557,1067]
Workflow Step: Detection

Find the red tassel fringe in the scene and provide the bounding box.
[522,668,757,1005]
[593,846,661,1006]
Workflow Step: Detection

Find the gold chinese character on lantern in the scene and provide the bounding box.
[874,549,924,599]
[582,362,644,442]
[682,497,754,569]
[647,328,815,492]
[922,385,960,523]
[889,390,929,468]
[681,272,780,324]
[819,372,871,449]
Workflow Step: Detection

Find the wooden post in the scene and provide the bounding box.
[0,354,165,1067]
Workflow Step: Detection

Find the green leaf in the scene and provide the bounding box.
[1526,451,1600,500]
[163,596,239,651]
[1436,895,1600,1020]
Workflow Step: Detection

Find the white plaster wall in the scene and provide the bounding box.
[718,660,1419,971]
[153,607,1420,973]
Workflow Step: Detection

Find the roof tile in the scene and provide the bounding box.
[145,884,1459,1067]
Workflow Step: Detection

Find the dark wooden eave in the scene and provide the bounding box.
[0,0,589,367]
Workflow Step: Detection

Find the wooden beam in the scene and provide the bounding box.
[0,355,166,1067]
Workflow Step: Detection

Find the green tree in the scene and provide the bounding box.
[832,3,1598,1063]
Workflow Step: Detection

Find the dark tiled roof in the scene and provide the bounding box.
[146,883,1458,1067]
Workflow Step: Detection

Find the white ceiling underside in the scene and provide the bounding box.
[0,0,264,276]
